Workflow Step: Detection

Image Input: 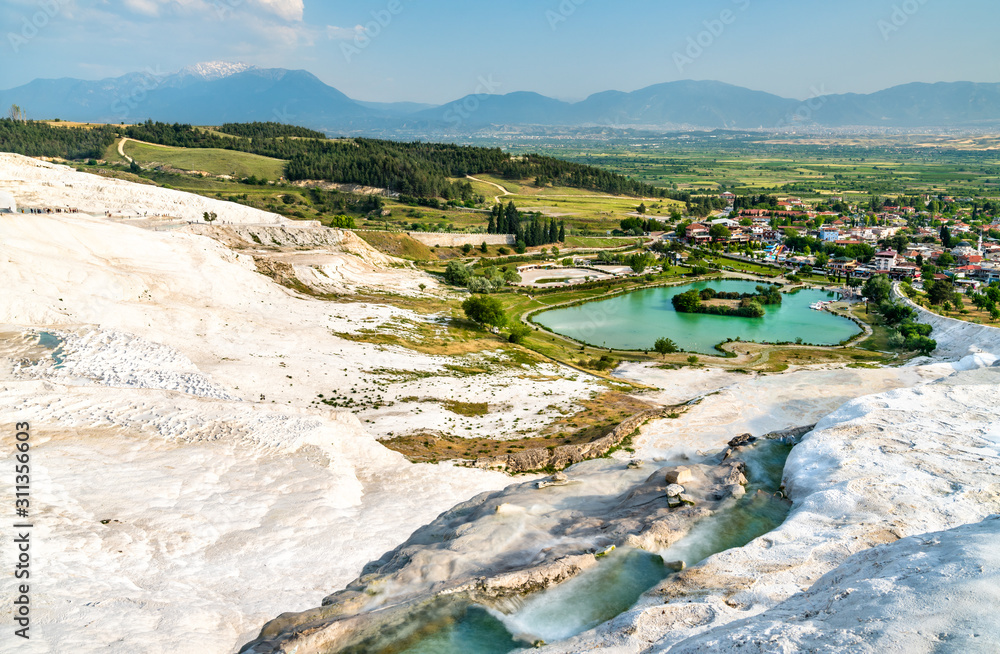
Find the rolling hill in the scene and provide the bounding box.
[2,62,1000,132]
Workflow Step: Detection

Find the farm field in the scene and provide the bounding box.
[511,132,1000,201]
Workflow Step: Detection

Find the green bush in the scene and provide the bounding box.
[444,260,472,286]
[508,324,532,344]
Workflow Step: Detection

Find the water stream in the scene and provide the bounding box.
[37,331,67,368]
[377,440,793,654]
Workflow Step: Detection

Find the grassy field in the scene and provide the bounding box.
[97,137,687,236]
[563,236,641,248]
[704,255,788,277]
[354,231,438,260]
[123,140,286,180]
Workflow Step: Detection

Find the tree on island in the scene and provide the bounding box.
[653,337,678,357]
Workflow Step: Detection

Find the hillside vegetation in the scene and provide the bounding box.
[0,118,116,159]
[123,140,286,180]
[119,121,680,200]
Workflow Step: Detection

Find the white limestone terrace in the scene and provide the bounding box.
[895,283,1000,362]
[0,154,605,653]
[1,151,998,654]
[537,359,1000,653]
[0,152,288,223]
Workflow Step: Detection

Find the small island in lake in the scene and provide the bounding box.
[672,285,783,319]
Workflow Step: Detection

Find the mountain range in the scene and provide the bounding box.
[3,62,1000,134]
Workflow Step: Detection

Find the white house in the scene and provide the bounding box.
[874,250,897,272]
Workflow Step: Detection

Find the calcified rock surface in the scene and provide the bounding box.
[238,452,764,654]
[0,152,289,224]
[0,155,604,653]
[3,152,999,653]
[538,363,1000,654]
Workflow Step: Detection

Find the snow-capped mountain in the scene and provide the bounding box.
[179,61,257,81]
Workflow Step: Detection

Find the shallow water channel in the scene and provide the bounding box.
[362,441,793,654]
[37,331,66,367]
[532,280,861,353]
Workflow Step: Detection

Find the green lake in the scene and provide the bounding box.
[532,280,862,353]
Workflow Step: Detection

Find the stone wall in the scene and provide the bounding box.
[407,232,514,247]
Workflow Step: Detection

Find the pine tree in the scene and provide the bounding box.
[505,201,518,235]
[548,219,558,244]
[487,213,496,234]
[558,221,565,242]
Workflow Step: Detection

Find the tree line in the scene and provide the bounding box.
[122,122,682,200]
[486,202,565,245]
[216,122,327,140]
[1,118,693,206]
[0,119,117,160]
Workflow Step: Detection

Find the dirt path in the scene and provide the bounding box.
[466,175,511,203]
[117,138,134,163]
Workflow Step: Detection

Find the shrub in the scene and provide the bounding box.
[467,277,495,294]
[508,323,531,344]
[462,295,507,329]
[904,335,937,355]
[444,260,473,286]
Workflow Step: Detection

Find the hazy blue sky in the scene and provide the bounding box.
[3,0,998,102]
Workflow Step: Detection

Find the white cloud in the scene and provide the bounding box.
[326,24,364,40]
[122,0,163,17]
[254,0,303,21]
[116,0,304,22]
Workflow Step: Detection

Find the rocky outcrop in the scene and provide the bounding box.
[183,224,401,267]
[534,367,1000,654]
[473,406,669,473]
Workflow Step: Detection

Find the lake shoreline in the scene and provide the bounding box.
[530,279,862,355]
